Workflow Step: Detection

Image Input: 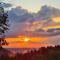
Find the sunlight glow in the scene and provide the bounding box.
[52,17,60,22]
[24,38,29,42]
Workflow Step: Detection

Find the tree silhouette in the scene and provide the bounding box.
[0,3,8,47]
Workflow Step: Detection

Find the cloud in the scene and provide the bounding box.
[8,6,34,22]
[6,5,60,38]
[0,2,12,8]
[40,35,60,45]
[37,5,60,20]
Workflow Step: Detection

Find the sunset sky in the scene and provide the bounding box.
[0,0,60,48]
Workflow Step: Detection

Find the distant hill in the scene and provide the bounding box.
[0,47,13,56]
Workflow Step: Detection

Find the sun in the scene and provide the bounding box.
[24,38,29,42]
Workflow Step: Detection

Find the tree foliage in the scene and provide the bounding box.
[0,4,8,47]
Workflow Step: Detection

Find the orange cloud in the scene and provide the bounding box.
[52,17,60,22]
[42,23,60,31]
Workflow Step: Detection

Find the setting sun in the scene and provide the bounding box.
[24,38,29,42]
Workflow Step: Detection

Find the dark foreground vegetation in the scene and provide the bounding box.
[0,46,60,60]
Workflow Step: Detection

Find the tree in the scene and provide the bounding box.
[0,3,8,47]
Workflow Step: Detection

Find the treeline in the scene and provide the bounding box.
[0,46,60,60]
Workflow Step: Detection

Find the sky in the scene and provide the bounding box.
[0,0,60,48]
[1,0,60,12]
